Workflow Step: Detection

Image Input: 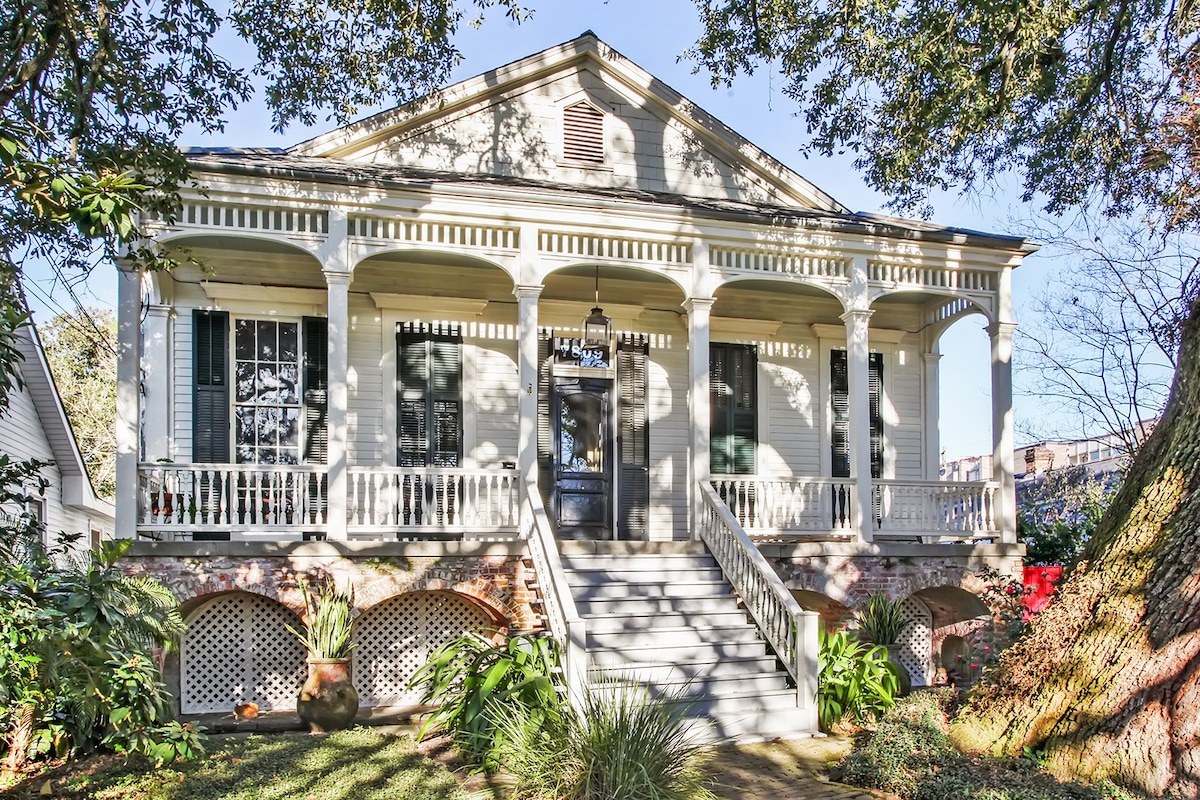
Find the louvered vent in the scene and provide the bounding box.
[563,102,605,163]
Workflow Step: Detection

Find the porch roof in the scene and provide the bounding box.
[182,148,1038,256]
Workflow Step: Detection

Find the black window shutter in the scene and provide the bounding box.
[193,310,229,463]
[830,350,884,478]
[710,343,756,475]
[397,323,461,467]
[302,317,328,465]
[869,353,884,479]
[537,330,553,506]
[617,334,649,540]
[831,350,850,478]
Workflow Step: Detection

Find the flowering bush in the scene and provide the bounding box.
[949,568,1033,686]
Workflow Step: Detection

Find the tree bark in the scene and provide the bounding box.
[952,293,1200,797]
[2,702,35,779]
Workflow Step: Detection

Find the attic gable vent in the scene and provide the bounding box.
[563,102,605,164]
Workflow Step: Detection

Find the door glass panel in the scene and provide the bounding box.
[558,392,604,473]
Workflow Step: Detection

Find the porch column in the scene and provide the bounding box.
[115,264,142,539]
[142,304,172,462]
[922,351,942,481]
[514,284,543,493]
[988,321,1018,543]
[841,308,874,542]
[324,269,351,541]
[684,296,715,539]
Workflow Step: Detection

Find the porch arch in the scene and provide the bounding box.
[351,589,499,708]
[179,590,306,714]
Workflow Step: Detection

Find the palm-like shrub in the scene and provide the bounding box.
[409,631,562,769]
[818,627,901,731]
[288,581,354,659]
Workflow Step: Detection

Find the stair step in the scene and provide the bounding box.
[588,639,771,664]
[563,567,726,585]
[570,581,734,601]
[575,595,744,616]
[588,655,781,682]
[590,669,791,699]
[558,541,709,557]
[561,556,718,572]
[581,610,750,632]
[585,624,762,649]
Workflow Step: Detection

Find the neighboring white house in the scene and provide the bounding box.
[0,318,114,549]
[115,33,1030,740]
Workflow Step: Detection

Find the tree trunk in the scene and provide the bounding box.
[952,293,1200,797]
[2,702,35,780]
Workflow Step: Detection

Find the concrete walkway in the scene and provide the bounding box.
[704,738,883,799]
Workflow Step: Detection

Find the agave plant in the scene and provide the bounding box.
[856,592,907,645]
[288,581,355,660]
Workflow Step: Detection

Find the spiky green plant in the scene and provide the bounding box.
[856,592,907,645]
[287,581,354,659]
[497,681,718,800]
[818,628,900,731]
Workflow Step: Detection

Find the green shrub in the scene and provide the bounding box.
[839,692,1146,800]
[287,581,354,659]
[409,631,563,770]
[818,627,900,730]
[497,682,717,800]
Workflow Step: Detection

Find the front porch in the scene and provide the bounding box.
[136,462,999,543]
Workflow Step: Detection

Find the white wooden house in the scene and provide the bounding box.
[1,320,114,549]
[116,34,1029,740]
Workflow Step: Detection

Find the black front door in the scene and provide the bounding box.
[553,378,612,538]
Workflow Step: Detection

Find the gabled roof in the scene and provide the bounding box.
[15,320,114,519]
[287,32,849,214]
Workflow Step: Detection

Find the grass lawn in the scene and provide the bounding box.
[0,729,474,800]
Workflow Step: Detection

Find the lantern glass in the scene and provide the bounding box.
[582,307,612,352]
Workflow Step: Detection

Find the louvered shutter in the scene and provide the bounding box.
[710,343,756,475]
[302,317,328,465]
[563,102,604,163]
[709,345,729,474]
[830,350,884,478]
[730,346,757,474]
[831,350,850,478]
[869,353,884,479]
[397,323,461,467]
[193,311,229,463]
[537,331,553,506]
[617,334,649,540]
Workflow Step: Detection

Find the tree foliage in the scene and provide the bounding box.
[689,0,1200,225]
[41,308,115,498]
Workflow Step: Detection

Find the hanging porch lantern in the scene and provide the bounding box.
[581,265,613,353]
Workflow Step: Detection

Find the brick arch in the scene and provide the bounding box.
[355,574,521,629]
[175,575,293,614]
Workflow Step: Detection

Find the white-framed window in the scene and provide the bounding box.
[232,318,302,464]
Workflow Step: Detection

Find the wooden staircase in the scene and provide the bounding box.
[559,541,818,743]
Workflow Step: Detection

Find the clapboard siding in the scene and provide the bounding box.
[346,296,383,465]
[890,337,924,479]
[470,334,519,465]
[647,332,689,541]
[760,335,822,477]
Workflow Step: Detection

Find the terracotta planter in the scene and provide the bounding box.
[297,658,359,732]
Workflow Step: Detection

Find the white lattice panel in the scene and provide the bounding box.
[896,597,934,687]
[353,592,494,708]
[181,593,307,714]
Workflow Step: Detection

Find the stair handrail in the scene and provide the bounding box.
[698,480,819,717]
[522,482,588,706]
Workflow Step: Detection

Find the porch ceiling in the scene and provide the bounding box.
[163,236,326,289]
[351,251,513,300]
[713,279,845,324]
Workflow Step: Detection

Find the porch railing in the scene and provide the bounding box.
[697,481,818,722]
[710,475,854,536]
[138,463,328,540]
[874,480,998,537]
[522,484,588,706]
[347,467,520,539]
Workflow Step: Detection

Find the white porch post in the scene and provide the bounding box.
[115,265,142,539]
[988,320,1018,543]
[684,296,715,539]
[922,350,942,481]
[841,308,874,542]
[514,284,543,494]
[142,305,171,462]
[324,268,351,541]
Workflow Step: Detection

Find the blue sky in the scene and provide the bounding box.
[27,0,1063,461]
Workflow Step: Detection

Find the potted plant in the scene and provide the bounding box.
[855,592,911,694]
[288,580,359,732]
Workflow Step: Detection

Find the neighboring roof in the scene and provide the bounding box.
[284,32,847,214]
[184,148,1037,253]
[14,319,114,519]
